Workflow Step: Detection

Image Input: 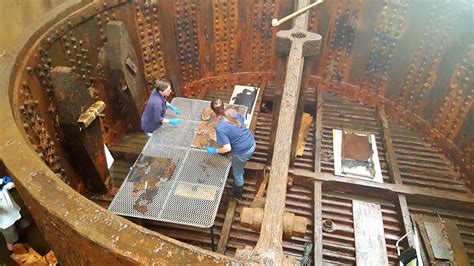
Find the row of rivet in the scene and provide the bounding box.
[135,2,166,84]
[361,1,408,96]
[213,0,238,75]
[175,0,200,83]
[323,0,360,86]
[18,80,67,182]
[251,0,275,73]
[397,5,452,114]
[434,45,474,140]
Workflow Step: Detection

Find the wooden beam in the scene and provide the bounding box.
[377,107,402,185]
[216,199,237,254]
[244,161,266,171]
[314,87,324,173]
[313,87,324,265]
[397,194,415,247]
[293,169,474,212]
[254,3,321,260]
[379,107,415,246]
[313,181,323,266]
[353,200,388,265]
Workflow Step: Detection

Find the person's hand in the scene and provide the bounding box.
[206,147,218,154]
[168,104,180,115]
[168,119,181,126]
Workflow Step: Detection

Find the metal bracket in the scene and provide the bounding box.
[77,101,106,130]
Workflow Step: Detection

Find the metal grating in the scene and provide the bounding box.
[109,98,237,228]
[177,149,230,187]
[108,149,187,220]
[144,120,199,149]
[165,98,211,121]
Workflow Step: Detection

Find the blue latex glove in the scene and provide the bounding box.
[206,147,218,154]
[2,176,12,184]
[168,104,180,115]
[168,119,181,126]
[1,176,13,190]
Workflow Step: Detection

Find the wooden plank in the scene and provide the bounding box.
[397,194,415,247]
[313,181,323,266]
[378,108,402,184]
[314,88,324,173]
[352,200,388,266]
[216,199,237,254]
[293,169,474,213]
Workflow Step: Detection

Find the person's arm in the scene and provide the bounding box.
[207,126,231,154]
[216,144,231,154]
[153,103,164,125]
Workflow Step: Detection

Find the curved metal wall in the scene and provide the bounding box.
[0,0,472,263]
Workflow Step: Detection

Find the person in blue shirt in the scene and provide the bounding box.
[206,98,256,200]
[141,80,181,137]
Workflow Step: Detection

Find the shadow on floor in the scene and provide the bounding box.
[0,188,50,265]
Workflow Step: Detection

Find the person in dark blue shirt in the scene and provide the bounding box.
[141,80,181,137]
[206,98,256,200]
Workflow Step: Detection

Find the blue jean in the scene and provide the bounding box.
[231,142,256,187]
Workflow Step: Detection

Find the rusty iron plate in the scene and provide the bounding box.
[424,221,453,261]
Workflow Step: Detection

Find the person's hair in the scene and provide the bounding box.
[152,80,171,92]
[210,98,241,127]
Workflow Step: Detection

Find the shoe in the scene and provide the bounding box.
[232,186,244,200]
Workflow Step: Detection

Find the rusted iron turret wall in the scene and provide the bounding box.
[0,0,472,264]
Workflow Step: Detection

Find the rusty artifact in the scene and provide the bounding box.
[192,106,245,149]
[129,155,177,214]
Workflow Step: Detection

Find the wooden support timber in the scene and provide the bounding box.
[313,88,324,265]
[252,0,321,263]
[216,199,237,254]
[51,66,108,193]
[106,21,147,131]
[294,170,474,213]
[378,107,415,246]
[378,107,403,185]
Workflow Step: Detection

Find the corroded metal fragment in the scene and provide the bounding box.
[129,155,177,214]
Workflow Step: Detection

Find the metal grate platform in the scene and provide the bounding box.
[164,98,211,121]
[109,98,241,228]
[144,120,199,149]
